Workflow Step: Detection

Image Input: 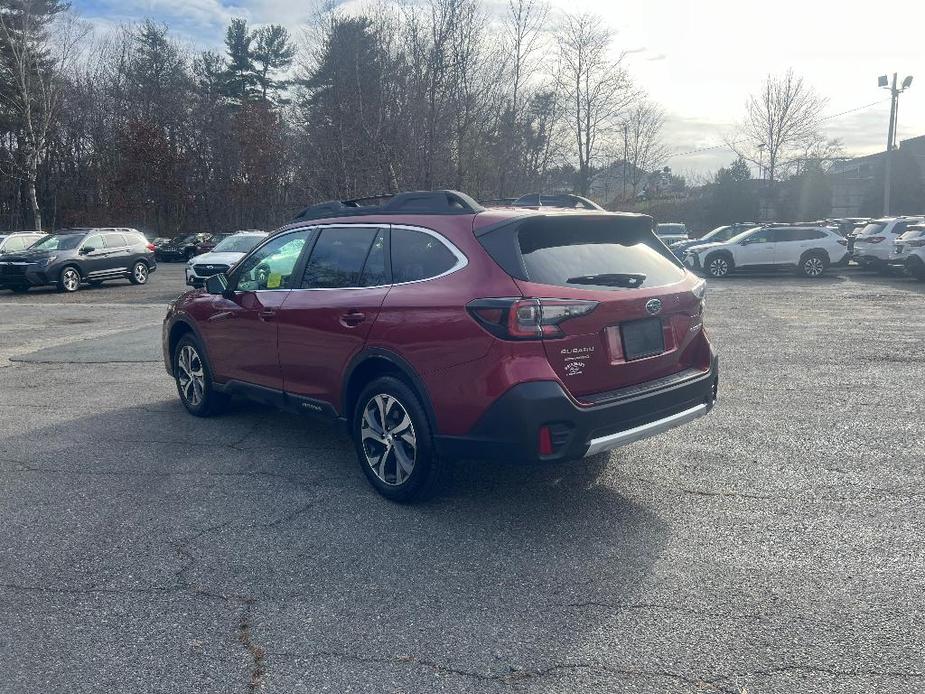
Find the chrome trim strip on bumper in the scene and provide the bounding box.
[584,403,710,457]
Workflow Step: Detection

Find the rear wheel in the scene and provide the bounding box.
[353,376,444,502]
[58,266,81,293]
[704,253,732,278]
[906,258,925,281]
[173,335,229,417]
[799,253,828,278]
[129,261,149,285]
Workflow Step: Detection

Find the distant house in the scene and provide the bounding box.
[830,134,925,216]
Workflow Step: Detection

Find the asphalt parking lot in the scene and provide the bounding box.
[1,262,923,694]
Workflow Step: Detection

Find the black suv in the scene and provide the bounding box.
[155,233,212,262]
[0,228,156,293]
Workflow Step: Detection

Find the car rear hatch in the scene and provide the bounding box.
[475,213,706,401]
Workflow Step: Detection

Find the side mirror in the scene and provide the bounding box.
[205,273,231,296]
[80,246,95,254]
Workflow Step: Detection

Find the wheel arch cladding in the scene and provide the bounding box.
[343,351,438,432]
[800,248,830,264]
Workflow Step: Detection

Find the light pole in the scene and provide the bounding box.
[879,73,913,216]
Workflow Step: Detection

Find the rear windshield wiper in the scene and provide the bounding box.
[566,273,647,288]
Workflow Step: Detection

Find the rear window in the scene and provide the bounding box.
[858,223,886,237]
[516,219,685,289]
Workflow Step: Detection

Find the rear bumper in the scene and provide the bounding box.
[435,356,719,463]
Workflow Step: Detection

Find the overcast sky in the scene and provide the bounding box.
[73,0,924,175]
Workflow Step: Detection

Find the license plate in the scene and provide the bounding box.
[621,318,665,360]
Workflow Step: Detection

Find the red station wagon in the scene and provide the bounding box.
[163,191,718,501]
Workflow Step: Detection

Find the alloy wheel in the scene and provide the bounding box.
[177,345,205,407]
[708,257,729,277]
[134,263,148,283]
[804,257,824,277]
[361,394,417,486]
[62,268,80,292]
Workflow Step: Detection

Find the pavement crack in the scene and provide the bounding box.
[238,603,267,693]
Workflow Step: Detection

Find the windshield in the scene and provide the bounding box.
[30,234,84,251]
[712,225,751,242]
[858,222,886,237]
[213,234,265,253]
[726,227,765,244]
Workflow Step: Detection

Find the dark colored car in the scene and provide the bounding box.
[0,228,156,293]
[155,233,212,262]
[163,190,718,501]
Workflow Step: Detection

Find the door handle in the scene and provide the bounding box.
[258,309,277,321]
[340,311,366,327]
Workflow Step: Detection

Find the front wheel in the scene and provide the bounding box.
[129,261,149,285]
[58,266,81,293]
[173,335,229,417]
[800,253,828,278]
[353,377,445,502]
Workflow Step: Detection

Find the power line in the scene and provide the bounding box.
[666,98,891,161]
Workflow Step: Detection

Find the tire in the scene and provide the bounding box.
[353,376,445,502]
[129,261,149,285]
[57,266,81,293]
[704,253,732,278]
[173,334,229,417]
[799,253,828,278]
[906,259,925,281]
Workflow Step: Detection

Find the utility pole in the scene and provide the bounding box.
[880,73,913,216]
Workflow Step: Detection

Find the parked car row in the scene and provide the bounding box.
[0,227,156,292]
[155,230,265,263]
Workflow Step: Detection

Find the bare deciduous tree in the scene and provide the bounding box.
[730,69,827,183]
[0,1,86,229]
[556,12,635,196]
[619,100,669,199]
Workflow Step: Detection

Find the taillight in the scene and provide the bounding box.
[146,243,156,251]
[862,236,885,244]
[467,298,598,340]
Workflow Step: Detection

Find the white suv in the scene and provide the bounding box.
[0,231,45,253]
[888,225,925,280]
[853,217,924,271]
[684,225,849,278]
[185,231,267,287]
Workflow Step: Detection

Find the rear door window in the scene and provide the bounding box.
[103,233,127,249]
[518,222,685,289]
[390,228,459,283]
[302,227,380,289]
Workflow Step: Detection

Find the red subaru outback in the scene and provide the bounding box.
[163,191,717,501]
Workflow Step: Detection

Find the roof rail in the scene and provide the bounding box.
[512,193,603,210]
[293,190,485,222]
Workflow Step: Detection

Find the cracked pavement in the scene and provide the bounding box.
[1,264,923,693]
